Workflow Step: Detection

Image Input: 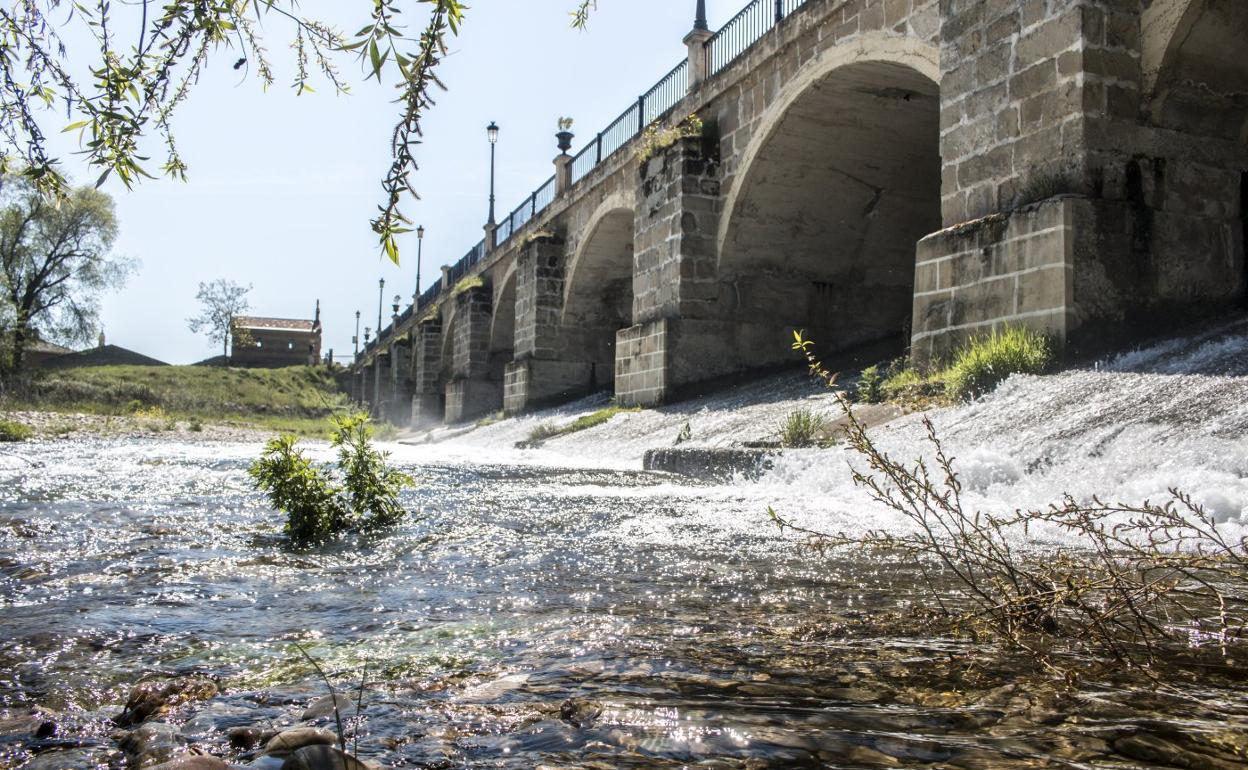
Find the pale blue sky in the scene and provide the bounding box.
[41,0,749,364]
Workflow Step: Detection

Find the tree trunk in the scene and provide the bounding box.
[10,325,27,372]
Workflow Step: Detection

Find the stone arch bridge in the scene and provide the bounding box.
[352,0,1247,426]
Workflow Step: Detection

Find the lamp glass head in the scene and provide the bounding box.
[487,121,499,144]
[417,225,425,239]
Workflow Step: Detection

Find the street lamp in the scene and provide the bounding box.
[376,277,385,337]
[414,225,425,303]
[486,121,499,227]
[364,327,371,344]
[353,310,361,355]
[392,294,402,320]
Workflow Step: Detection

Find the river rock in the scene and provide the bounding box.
[116,677,219,727]
[1114,733,1244,770]
[0,712,55,738]
[118,722,185,768]
[263,728,338,757]
[279,745,370,770]
[19,746,119,770]
[227,727,265,751]
[301,694,353,722]
[146,754,230,770]
[559,698,602,728]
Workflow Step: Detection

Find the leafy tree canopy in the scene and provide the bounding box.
[1,0,598,264]
[0,173,131,371]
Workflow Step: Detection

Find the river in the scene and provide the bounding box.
[1,317,1247,769]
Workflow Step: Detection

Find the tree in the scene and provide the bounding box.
[187,279,251,361]
[0,174,130,372]
[0,1,597,264]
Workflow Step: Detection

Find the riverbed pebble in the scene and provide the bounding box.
[300,695,352,722]
[263,728,338,757]
[226,727,265,752]
[279,745,370,770]
[146,753,231,770]
[117,677,219,727]
[119,722,185,766]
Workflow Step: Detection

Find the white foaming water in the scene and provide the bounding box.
[758,317,1248,538]
[431,317,1248,541]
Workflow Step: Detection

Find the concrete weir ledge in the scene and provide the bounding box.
[643,447,778,482]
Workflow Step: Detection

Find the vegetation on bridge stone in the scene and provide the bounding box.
[636,114,706,163]
[250,413,413,543]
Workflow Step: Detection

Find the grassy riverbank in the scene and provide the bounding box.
[1,365,359,437]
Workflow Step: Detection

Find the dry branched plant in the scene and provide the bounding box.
[775,333,1248,678]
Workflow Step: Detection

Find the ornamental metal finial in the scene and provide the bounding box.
[694,0,708,31]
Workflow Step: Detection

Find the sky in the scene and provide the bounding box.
[33,0,752,365]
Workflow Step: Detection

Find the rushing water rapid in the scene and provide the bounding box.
[1,318,1247,769]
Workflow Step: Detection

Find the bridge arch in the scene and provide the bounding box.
[490,267,518,358]
[716,35,942,364]
[562,193,636,388]
[1142,0,1248,141]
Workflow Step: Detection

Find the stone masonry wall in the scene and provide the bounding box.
[938,0,1091,225]
[451,287,493,379]
[615,319,669,407]
[513,235,567,360]
[633,137,722,325]
[410,320,442,426]
[912,196,1074,366]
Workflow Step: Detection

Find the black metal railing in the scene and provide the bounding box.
[706,0,807,75]
[362,0,809,363]
[642,60,690,127]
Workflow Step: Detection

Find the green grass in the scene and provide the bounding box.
[0,417,33,442]
[777,408,829,448]
[520,405,640,447]
[943,326,1053,401]
[4,365,356,437]
[864,325,1054,407]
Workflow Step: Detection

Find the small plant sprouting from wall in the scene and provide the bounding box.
[636,114,704,163]
[249,413,413,543]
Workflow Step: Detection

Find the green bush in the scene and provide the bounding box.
[778,408,829,448]
[944,326,1054,401]
[249,413,413,543]
[0,418,33,442]
[856,365,885,404]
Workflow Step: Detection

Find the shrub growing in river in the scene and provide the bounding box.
[777,408,828,448]
[249,414,413,543]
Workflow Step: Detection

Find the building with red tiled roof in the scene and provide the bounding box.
[230,301,322,368]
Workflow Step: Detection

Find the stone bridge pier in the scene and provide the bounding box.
[409,320,443,427]
[444,286,505,423]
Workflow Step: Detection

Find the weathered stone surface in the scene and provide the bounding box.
[279,746,369,770]
[116,677,218,728]
[263,728,338,758]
